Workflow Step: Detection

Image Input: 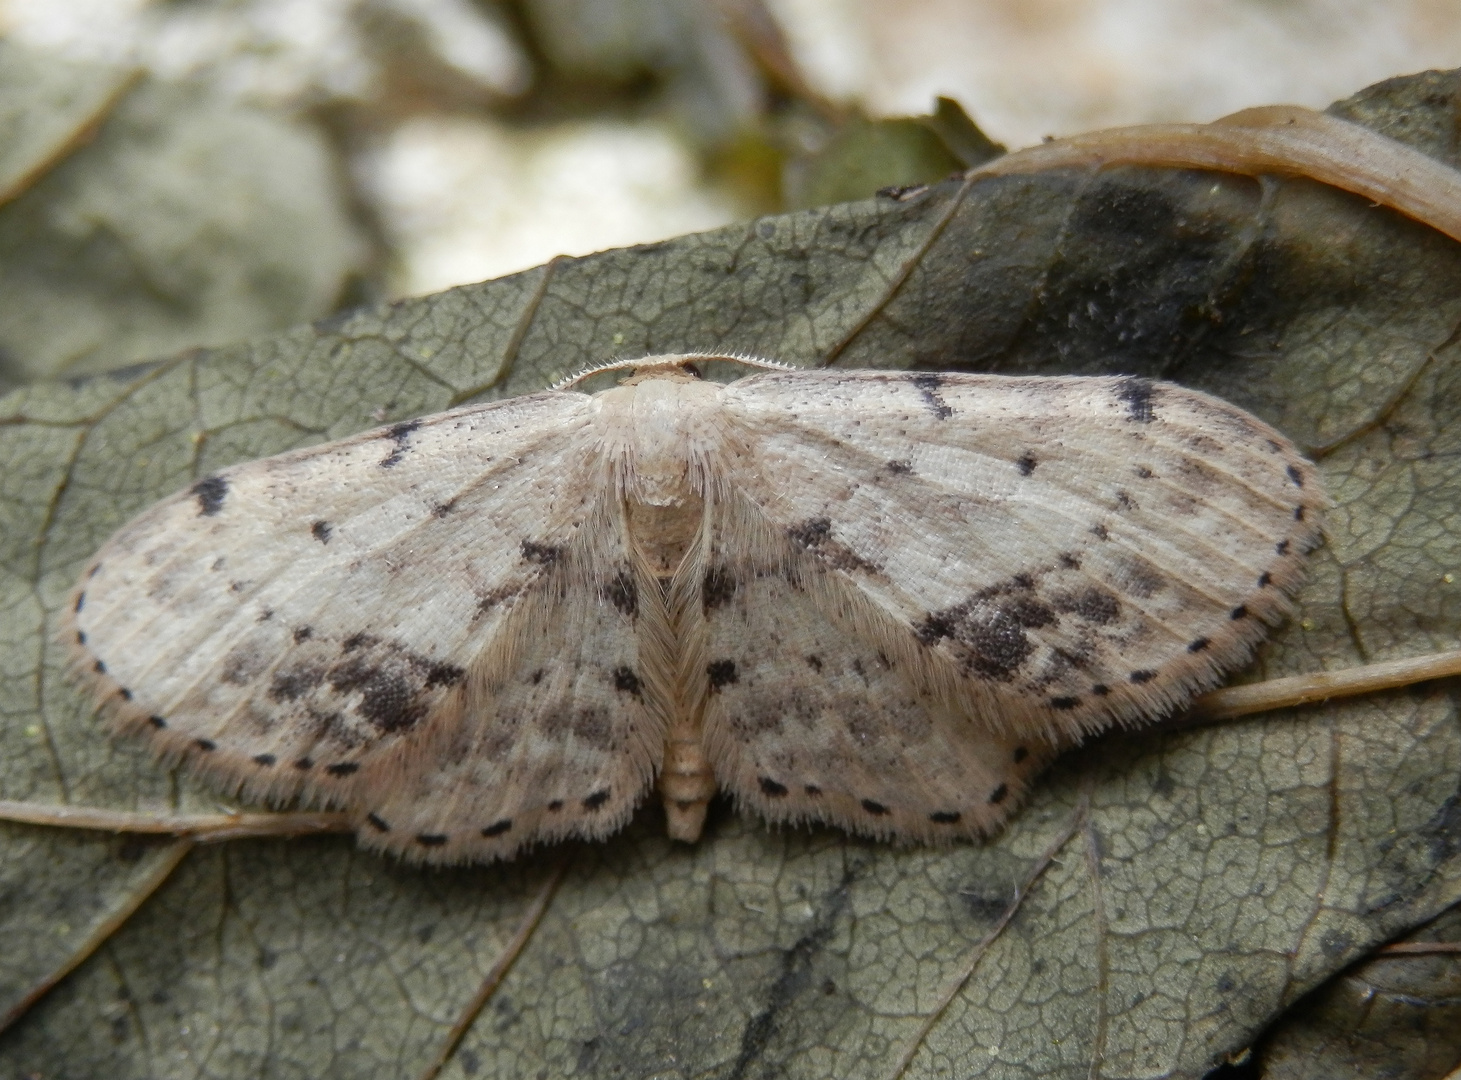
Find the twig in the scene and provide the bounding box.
[0,838,194,1034]
[0,801,350,841]
[882,795,1089,1080]
[415,853,573,1080]
[1187,648,1461,723]
[967,106,1461,245]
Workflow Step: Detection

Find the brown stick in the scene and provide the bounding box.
[0,839,194,1034]
[882,795,1089,1080]
[0,801,350,840]
[414,854,572,1080]
[1375,940,1461,956]
[970,106,1461,245]
[1188,648,1461,722]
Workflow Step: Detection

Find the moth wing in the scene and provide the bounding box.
[701,370,1325,837]
[68,390,664,862]
[347,497,668,863]
[696,497,1056,839]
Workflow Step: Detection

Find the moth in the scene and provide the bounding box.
[66,355,1325,863]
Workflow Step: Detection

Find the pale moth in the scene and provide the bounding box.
[67,355,1325,864]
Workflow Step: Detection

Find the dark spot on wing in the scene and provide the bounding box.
[1130,669,1157,684]
[583,789,611,811]
[432,498,458,517]
[76,630,86,645]
[1135,465,1153,478]
[1287,464,1304,487]
[191,475,228,516]
[930,811,961,824]
[786,520,882,575]
[988,784,1008,804]
[1058,552,1081,570]
[331,666,423,733]
[1053,586,1120,624]
[547,800,564,811]
[416,833,448,847]
[380,419,422,468]
[804,785,822,796]
[885,459,913,475]
[481,819,513,837]
[294,757,313,770]
[149,715,167,728]
[910,372,953,419]
[612,666,642,697]
[220,644,267,685]
[707,659,738,689]
[1091,683,1110,696]
[1091,523,1110,540]
[787,518,831,548]
[474,585,522,617]
[805,654,823,671]
[521,539,563,565]
[423,661,463,688]
[118,687,133,700]
[914,575,1062,679]
[1002,595,1055,628]
[293,626,314,643]
[1115,555,1165,598]
[195,739,216,751]
[1016,454,1037,476]
[324,642,465,735]
[1258,571,1272,587]
[606,570,638,616]
[74,592,85,613]
[530,669,544,685]
[1116,377,1156,422]
[343,632,379,652]
[1013,746,1029,763]
[269,662,326,702]
[311,520,332,543]
[1115,490,1137,511]
[914,602,1034,680]
[1050,696,1081,710]
[759,777,788,797]
[325,762,360,777]
[94,659,106,674]
[1294,506,1305,521]
[1276,539,1290,555]
[1230,605,1249,620]
[702,566,737,611]
[253,753,276,766]
[366,813,390,832]
[861,799,890,815]
[1187,637,1210,652]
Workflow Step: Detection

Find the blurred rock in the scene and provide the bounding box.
[0,54,372,385]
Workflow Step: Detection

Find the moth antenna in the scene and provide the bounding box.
[553,352,795,390]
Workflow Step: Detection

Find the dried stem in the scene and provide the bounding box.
[0,839,194,1034]
[1186,648,1461,723]
[415,854,572,1080]
[973,106,1461,245]
[882,794,1089,1080]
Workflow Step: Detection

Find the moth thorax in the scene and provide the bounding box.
[626,495,704,577]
